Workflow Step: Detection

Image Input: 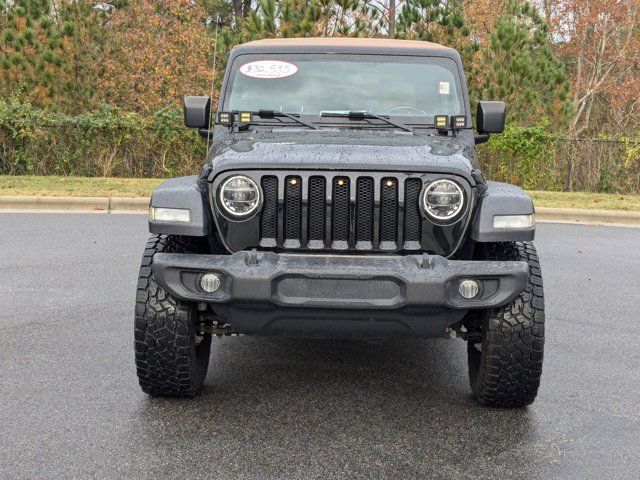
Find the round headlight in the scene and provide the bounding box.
[422,179,464,222]
[219,175,261,218]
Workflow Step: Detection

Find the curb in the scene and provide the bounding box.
[0,195,110,212]
[0,195,148,214]
[1,196,639,227]
[109,197,149,212]
[535,207,640,227]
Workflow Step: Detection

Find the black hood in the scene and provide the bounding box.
[208,129,479,183]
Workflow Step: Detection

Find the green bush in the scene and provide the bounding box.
[478,122,639,194]
[478,122,564,191]
[0,99,205,177]
[1,100,638,194]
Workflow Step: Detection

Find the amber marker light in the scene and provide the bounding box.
[434,115,449,128]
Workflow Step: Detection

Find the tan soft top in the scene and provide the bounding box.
[241,37,451,51]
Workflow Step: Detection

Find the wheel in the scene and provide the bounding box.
[466,241,545,407]
[134,234,212,397]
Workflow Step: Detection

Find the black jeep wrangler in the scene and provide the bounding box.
[135,38,544,407]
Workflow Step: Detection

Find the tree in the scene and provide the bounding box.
[100,0,213,112]
[0,0,66,106]
[555,0,640,137]
[397,0,470,45]
[474,0,569,126]
[462,0,506,45]
[232,0,253,22]
[196,0,237,28]
[234,0,382,39]
[388,0,396,37]
[396,1,478,100]
[53,0,112,113]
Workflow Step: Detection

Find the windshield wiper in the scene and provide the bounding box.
[321,111,414,134]
[256,110,318,130]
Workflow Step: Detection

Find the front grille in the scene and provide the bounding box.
[259,174,427,252]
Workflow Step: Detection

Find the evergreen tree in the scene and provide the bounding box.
[55,0,110,113]
[196,0,237,29]
[0,0,65,106]
[395,0,478,88]
[476,0,570,126]
[225,0,381,44]
[397,0,470,43]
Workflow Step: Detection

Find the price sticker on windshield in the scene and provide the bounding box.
[239,60,298,79]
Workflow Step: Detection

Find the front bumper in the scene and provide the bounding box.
[154,251,527,310]
[153,251,528,338]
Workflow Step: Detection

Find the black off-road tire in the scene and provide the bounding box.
[467,241,545,408]
[134,234,212,397]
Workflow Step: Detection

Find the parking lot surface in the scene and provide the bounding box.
[1,214,639,479]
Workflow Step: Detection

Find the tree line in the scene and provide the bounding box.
[0,0,638,192]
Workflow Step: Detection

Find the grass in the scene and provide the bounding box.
[1,175,639,212]
[0,175,162,198]
[528,190,640,212]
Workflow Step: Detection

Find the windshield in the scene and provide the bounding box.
[224,53,465,123]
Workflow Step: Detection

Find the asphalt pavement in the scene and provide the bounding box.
[1,214,639,479]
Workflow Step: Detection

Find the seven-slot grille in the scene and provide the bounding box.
[259,174,425,251]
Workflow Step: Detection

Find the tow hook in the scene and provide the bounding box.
[196,312,238,337]
[443,327,455,339]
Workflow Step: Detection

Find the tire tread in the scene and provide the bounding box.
[134,235,210,397]
[468,241,545,407]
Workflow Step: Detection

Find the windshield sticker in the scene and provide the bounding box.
[239,60,298,79]
[439,81,450,95]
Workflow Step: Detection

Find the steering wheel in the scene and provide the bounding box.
[385,106,429,116]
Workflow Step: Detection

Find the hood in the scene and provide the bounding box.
[208,129,479,182]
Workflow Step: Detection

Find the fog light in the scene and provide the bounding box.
[459,279,479,299]
[200,273,221,293]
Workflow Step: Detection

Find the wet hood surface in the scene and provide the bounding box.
[208,129,478,181]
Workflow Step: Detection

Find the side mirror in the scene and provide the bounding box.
[477,101,506,134]
[184,96,211,129]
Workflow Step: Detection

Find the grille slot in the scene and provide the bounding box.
[284,176,302,241]
[404,178,423,245]
[379,178,398,244]
[356,177,374,243]
[331,177,350,243]
[260,176,278,240]
[308,176,326,241]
